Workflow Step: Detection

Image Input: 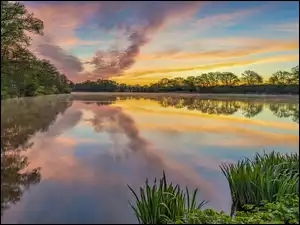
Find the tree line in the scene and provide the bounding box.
[73,66,299,94]
[1,1,73,99]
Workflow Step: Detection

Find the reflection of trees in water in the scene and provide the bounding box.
[78,95,299,121]
[1,95,72,214]
[160,97,242,115]
[269,103,299,123]
[240,102,263,118]
[159,97,299,121]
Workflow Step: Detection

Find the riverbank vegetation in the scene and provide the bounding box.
[128,151,299,224]
[1,1,72,99]
[73,66,299,94]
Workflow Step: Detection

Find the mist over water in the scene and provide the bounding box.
[1,93,299,224]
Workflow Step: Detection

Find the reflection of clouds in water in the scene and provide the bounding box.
[137,122,299,147]
[7,102,228,223]
[45,107,82,137]
[5,96,298,223]
[77,103,216,199]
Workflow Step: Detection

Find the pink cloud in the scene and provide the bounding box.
[26,2,98,46]
[268,22,299,33]
[192,7,261,29]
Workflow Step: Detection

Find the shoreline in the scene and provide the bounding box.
[71,92,299,99]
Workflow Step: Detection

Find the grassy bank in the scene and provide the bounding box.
[128,151,299,224]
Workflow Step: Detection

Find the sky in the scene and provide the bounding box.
[23,1,299,84]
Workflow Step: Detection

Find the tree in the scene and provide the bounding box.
[268,71,290,85]
[184,76,196,91]
[207,72,219,86]
[241,70,263,85]
[218,72,240,86]
[290,66,299,85]
[1,1,72,99]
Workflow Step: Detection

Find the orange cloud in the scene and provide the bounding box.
[114,54,299,83]
[137,122,299,147]
[138,39,299,60]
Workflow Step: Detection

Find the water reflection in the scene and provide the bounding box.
[82,102,215,197]
[269,103,299,123]
[72,94,299,122]
[1,94,298,224]
[1,95,72,215]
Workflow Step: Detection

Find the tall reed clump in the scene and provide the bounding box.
[220,151,299,214]
[127,171,208,224]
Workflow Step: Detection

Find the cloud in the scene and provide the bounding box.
[268,22,299,33]
[86,1,202,79]
[138,38,299,60]
[25,2,98,46]
[119,54,299,80]
[32,37,84,77]
[23,1,298,84]
[24,2,99,79]
[25,1,203,81]
[192,7,261,30]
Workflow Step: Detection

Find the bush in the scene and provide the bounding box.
[168,195,299,224]
[220,151,299,213]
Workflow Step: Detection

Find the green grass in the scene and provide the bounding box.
[220,151,299,214]
[128,152,299,224]
[127,171,208,224]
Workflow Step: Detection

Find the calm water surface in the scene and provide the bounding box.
[1,93,299,224]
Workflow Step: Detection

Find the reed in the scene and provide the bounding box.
[128,171,208,224]
[220,151,299,214]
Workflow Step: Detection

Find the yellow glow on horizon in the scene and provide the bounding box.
[112,54,298,85]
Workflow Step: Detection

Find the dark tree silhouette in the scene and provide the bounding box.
[73,66,299,95]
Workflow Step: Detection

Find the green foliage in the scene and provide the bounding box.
[128,172,207,224]
[173,195,299,224]
[220,151,299,214]
[128,152,299,224]
[1,1,72,99]
[173,209,232,224]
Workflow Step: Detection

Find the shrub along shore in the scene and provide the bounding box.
[128,151,299,224]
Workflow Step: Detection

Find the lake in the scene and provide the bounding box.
[1,93,299,224]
